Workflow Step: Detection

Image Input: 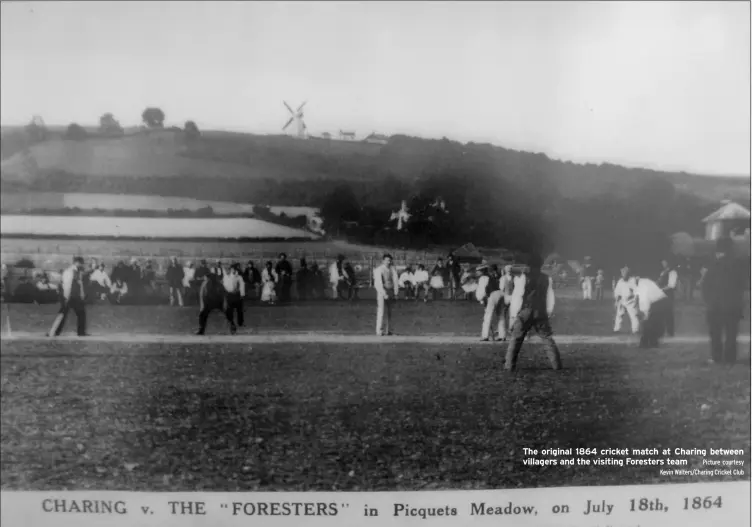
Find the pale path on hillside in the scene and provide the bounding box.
[1,330,749,347]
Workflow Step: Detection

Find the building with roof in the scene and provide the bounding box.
[702,200,751,240]
[364,132,390,145]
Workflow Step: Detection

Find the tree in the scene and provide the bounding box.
[142,107,165,128]
[320,184,361,234]
[184,120,201,142]
[65,123,88,141]
[25,115,47,143]
[99,113,124,136]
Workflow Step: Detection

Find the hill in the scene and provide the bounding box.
[1,127,748,204]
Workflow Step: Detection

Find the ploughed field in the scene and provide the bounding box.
[1,300,749,491]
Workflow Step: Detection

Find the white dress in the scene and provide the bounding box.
[261,269,278,302]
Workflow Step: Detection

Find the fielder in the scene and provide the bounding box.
[613,265,639,334]
[48,256,89,337]
[374,253,399,336]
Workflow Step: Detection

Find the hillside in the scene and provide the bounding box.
[1,128,749,205]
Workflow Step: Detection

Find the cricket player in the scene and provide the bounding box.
[477,264,504,341]
[633,275,668,349]
[196,272,228,335]
[48,256,89,337]
[580,257,595,300]
[613,265,639,334]
[374,253,399,336]
[505,254,562,372]
[657,258,678,337]
[223,263,246,333]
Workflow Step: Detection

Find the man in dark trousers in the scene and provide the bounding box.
[657,257,678,337]
[275,253,293,304]
[504,253,562,372]
[702,237,745,365]
[296,258,310,301]
[196,272,228,335]
[48,256,89,337]
[223,263,246,333]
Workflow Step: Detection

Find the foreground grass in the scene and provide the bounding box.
[1,341,749,491]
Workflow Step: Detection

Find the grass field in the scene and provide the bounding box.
[1,300,749,491]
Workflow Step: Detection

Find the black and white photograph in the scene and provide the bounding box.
[0,0,750,519]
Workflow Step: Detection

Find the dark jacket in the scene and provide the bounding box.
[166,263,184,288]
[521,271,552,315]
[702,257,745,314]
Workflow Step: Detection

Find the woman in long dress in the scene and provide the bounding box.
[430,258,447,300]
[261,261,278,304]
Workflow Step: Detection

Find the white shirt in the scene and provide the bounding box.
[182,267,195,287]
[413,269,429,284]
[499,274,515,300]
[399,271,414,288]
[90,269,111,288]
[663,269,678,290]
[111,281,128,294]
[476,275,490,303]
[223,274,246,296]
[60,265,85,300]
[613,277,637,304]
[635,278,667,316]
[373,264,399,298]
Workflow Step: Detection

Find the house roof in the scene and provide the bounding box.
[365,133,389,140]
[702,201,751,223]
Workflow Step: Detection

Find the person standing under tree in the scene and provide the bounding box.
[701,237,745,365]
[657,258,678,337]
[373,253,399,336]
[504,254,562,372]
[48,256,89,337]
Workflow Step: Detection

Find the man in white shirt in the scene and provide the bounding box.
[657,258,678,337]
[223,263,246,334]
[505,254,562,372]
[399,265,415,300]
[48,256,88,337]
[633,275,668,349]
[613,265,639,334]
[477,265,505,341]
[373,253,399,336]
[89,263,112,301]
[412,264,430,302]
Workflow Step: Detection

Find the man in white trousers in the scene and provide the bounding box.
[48,256,89,337]
[613,265,639,334]
[374,253,399,336]
[580,256,594,300]
[477,264,502,341]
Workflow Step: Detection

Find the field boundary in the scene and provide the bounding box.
[2,331,749,346]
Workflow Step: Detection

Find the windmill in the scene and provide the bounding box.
[389,200,411,231]
[282,100,308,138]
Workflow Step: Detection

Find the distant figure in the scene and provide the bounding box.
[412,264,431,302]
[13,277,37,303]
[35,273,59,304]
[343,260,358,300]
[430,258,448,300]
[460,265,477,299]
[477,264,503,341]
[399,265,415,299]
[498,265,516,339]
[48,256,89,337]
[580,257,595,300]
[1,263,8,302]
[657,258,678,337]
[275,253,293,303]
[633,275,668,349]
[261,261,278,304]
[110,279,129,304]
[182,261,195,303]
[505,254,562,372]
[309,263,326,299]
[296,258,310,301]
[166,257,185,307]
[701,237,745,365]
[447,255,462,300]
[678,257,696,301]
[329,254,350,300]
[373,253,399,336]
[223,263,246,333]
[242,261,261,301]
[613,265,639,334]
[196,272,228,335]
[89,263,112,301]
[594,269,605,301]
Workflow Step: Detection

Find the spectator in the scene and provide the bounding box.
[242,260,261,301]
[296,258,310,301]
[329,254,350,300]
[447,255,462,300]
[195,260,210,282]
[110,278,129,304]
[261,261,278,304]
[1,263,8,302]
[89,263,112,301]
[111,261,128,284]
[143,260,157,295]
[166,256,185,307]
[595,269,605,301]
[430,257,449,300]
[211,259,225,278]
[399,265,415,299]
[460,264,478,300]
[182,261,196,304]
[343,260,358,300]
[309,262,326,299]
[35,273,59,304]
[413,264,431,302]
[275,253,293,303]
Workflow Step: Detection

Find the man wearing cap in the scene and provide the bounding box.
[504,254,562,371]
[701,237,745,365]
[580,256,595,300]
[657,258,679,337]
[613,265,639,334]
[633,273,668,349]
[48,256,89,337]
[223,263,246,333]
[374,253,399,336]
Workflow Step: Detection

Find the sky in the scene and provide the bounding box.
[1,1,750,176]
